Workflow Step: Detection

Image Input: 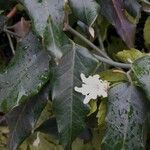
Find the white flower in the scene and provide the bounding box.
[74,73,109,104]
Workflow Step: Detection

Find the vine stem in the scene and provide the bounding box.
[6,32,15,55]
[64,23,131,69]
[64,23,111,60]
[94,54,131,69]
[96,25,105,52]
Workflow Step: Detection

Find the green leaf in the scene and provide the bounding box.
[101,83,148,150]
[19,0,70,59]
[99,69,127,83]
[96,99,107,128]
[132,56,150,101]
[5,84,50,150]
[35,101,53,128]
[52,44,99,148]
[144,16,150,49]
[0,32,50,112]
[68,0,99,26]
[87,100,97,116]
[43,17,72,60]
[98,0,136,47]
[107,37,128,60]
[116,48,144,63]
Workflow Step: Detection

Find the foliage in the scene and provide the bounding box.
[0,0,150,150]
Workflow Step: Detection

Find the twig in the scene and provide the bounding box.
[64,23,131,69]
[126,70,133,84]
[94,54,131,69]
[6,32,15,55]
[96,26,105,52]
[4,29,21,38]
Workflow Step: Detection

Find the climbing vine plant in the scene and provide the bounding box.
[0,0,150,150]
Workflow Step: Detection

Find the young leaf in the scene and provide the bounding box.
[98,0,136,47]
[68,0,99,26]
[5,83,50,150]
[96,99,107,128]
[87,100,97,116]
[101,83,148,150]
[0,32,50,112]
[132,56,150,101]
[52,44,99,149]
[116,48,144,63]
[99,69,127,83]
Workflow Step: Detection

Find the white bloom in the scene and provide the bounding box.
[74,73,109,104]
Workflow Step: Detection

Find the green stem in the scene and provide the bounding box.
[94,54,131,69]
[4,29,20,38]
[64,24,131,69]
[6,32,15,55]
[64,23,111,60]
[96,26,105,52]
